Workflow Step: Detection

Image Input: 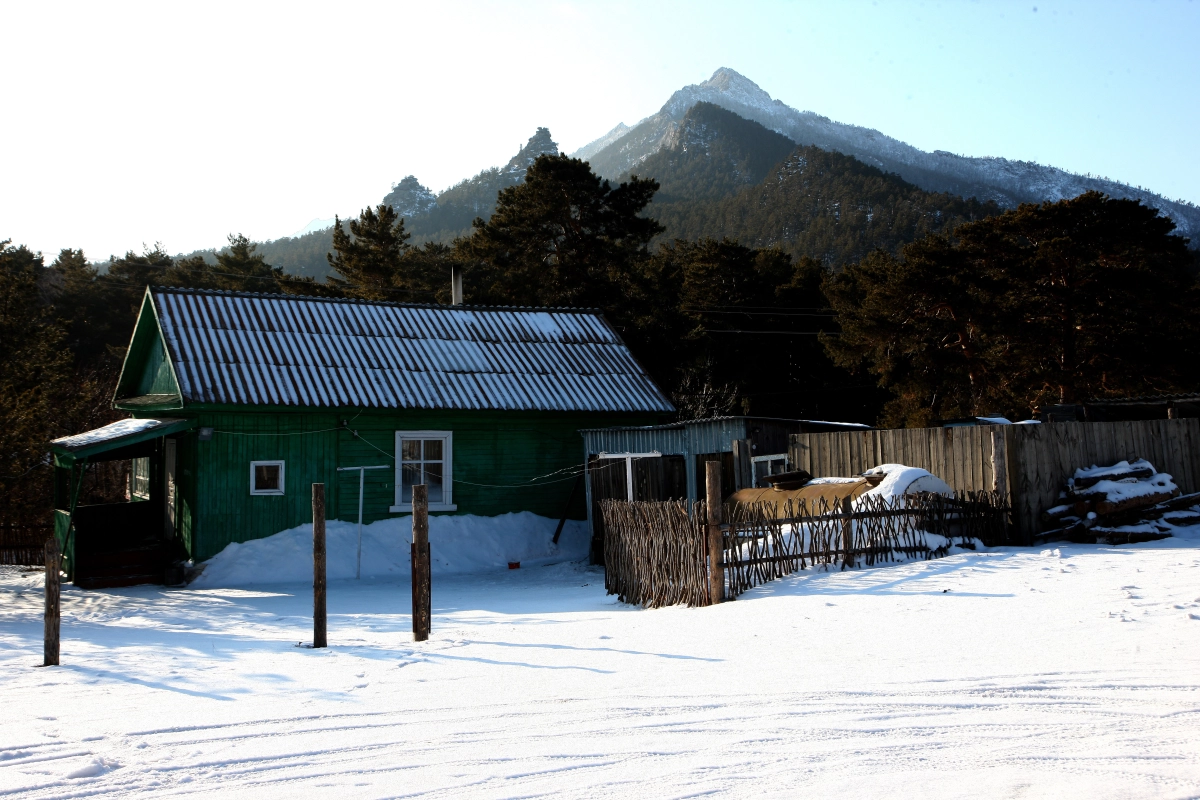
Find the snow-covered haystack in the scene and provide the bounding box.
[1040,459,1200,544]
[190,512,591,589]
[858,464,954,502]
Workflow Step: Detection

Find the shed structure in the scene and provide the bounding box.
[579,416,870,561]
[50,287,672,587]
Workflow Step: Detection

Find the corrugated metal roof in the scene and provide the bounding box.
[149,288,674,413]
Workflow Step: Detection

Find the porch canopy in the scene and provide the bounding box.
[50,418,195,466]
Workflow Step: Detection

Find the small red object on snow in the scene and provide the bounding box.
[508,561,520,570]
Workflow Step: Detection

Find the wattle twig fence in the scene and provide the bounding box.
[601,491,1008,608]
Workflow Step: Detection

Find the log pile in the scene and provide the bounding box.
[1038,459,1200,545]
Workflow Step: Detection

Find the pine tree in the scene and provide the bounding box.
[458,154,663,309]
[824,192,1200,424]
[327,205,411,300]
[213,233,285,292]
[0,241,72,522]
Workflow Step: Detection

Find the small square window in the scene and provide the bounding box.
[250,460,285,495]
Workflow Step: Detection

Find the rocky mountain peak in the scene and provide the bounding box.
[382,175,437,219]
[505,127,559,176]
[663,67,784,119]
[580,69,1199,240]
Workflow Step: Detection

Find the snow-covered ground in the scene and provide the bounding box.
[2,537,1200,798]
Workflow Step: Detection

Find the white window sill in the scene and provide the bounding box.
[390,504,457,513]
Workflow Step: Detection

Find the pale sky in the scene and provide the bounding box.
[3,0,1198,261]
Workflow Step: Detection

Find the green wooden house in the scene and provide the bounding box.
[50,287,672,587]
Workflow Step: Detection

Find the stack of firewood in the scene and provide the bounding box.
[1039,459,1200,545]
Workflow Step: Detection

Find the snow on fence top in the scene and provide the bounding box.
[146,288,675,413]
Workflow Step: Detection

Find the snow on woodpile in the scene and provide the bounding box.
[190,513,590,588]
[1040,459,1200,544]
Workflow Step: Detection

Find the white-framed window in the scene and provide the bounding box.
[752,454,789,487]
[390,431,456,512]
[130,457,151,501]
[250,460,286,495]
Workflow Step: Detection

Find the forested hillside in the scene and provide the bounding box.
[584,68,1200,240]
[633,103,1000,266]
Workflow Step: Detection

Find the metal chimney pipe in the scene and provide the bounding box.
[451,265,463,306]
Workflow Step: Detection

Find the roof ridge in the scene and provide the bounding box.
[148,286,604,315]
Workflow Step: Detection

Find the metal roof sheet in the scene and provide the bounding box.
[149,289,674,413]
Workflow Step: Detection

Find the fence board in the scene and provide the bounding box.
[790,420,1198,542]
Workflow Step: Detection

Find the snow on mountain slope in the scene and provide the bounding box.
[570,122,631,162]
[586,68,1199,240]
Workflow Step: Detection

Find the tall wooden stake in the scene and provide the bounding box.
[705,460,724,605]
[44,537,60,667]
[840,496,854,570]
[411,484,431,641]
[313,483,327,648]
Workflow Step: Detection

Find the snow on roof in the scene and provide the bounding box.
[147,288,673,413]
[51,418,185,452]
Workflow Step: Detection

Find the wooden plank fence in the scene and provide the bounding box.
[789,419,1200,543]
[0,523,53,566]
[600,492,1007,608]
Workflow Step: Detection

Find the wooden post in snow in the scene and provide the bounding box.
[705,460,725,605]
[44,537,60,667]
[312,483,327,649]
[840,496,854,570]
[411,484,431,641]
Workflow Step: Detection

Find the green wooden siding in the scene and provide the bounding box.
[150,407,656,561]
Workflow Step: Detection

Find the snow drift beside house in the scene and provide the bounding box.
[190,513,591,588]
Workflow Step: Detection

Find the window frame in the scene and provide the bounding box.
[249,460,286,496]
[390,430,456,512]
[751,453,789,488]
[130,456,151,501]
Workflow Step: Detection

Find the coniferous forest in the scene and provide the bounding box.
[3,103,1199,524]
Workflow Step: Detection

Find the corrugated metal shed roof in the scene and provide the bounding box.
[148,288,674,413]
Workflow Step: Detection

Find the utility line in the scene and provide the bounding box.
[682,309,838,317]
[701,329,841,336]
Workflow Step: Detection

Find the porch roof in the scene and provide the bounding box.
[50,418,195,462]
